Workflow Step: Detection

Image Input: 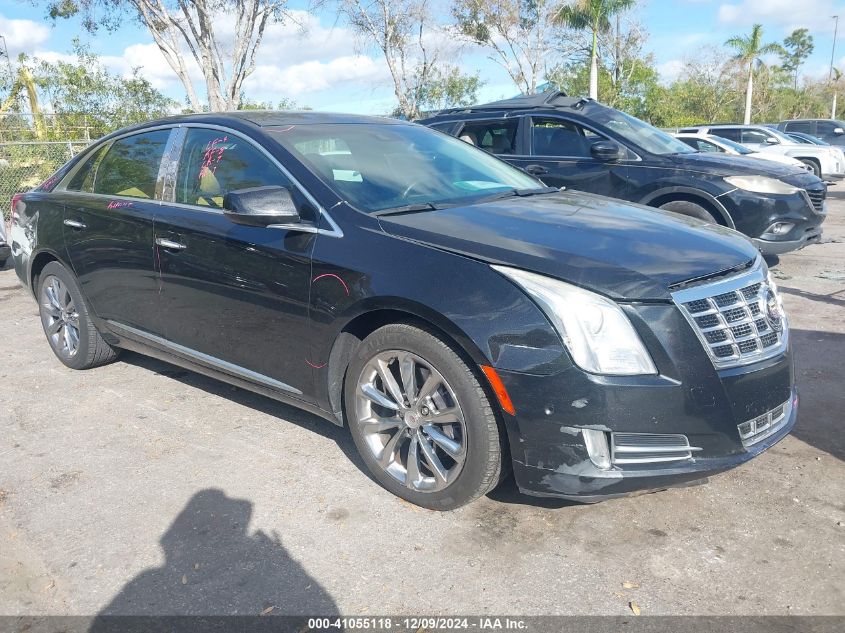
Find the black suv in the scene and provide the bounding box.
[777,119,845,146]
[421,92,827,255]
[11,112,796,509]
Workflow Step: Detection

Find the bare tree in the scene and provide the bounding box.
[45,0,289,111]
[453,0,564,95]
[335,0,472,119]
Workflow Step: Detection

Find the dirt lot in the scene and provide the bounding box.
[1,195,843,617]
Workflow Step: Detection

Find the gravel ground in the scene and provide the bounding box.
[0,195,843,617]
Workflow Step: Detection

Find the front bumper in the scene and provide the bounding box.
[496,303,796,502]
[752,226,823,254]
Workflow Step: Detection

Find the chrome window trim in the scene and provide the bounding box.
[165,123,342,238]
[54,122,343,238]
[56,124,178,193]
[107,320,303,396]
[672,257,789,370]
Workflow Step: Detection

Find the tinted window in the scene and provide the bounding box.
[457,120,519,155]
[817,120,843,135]
[268,123,540,213]
[714,128,741,141]
[94,130,170,199]
[694,139,722,153]
[785,121,813,133]
[65,144,110,193]
[175,129,291,208]
[531,118,604,157]
[740,129,774,144]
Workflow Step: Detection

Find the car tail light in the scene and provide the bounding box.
[10,193,24,224]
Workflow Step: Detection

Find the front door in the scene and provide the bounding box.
[508,116,629,196]
[155,127,317,399]
[62,128,171,335]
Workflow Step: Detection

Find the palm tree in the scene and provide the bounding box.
[726,24,783,124]
[556,0,635,100]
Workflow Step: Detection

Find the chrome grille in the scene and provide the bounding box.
[804,187,826,214]
[672,259,789,369]
[738,398,793,447]
[611,433,701,465]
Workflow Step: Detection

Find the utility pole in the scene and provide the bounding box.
[831,15,840,118]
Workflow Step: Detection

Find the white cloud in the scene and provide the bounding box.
[718,0,845,32]
[0,13,50,54]
[657,59,685,83]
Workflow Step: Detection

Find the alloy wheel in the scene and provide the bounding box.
[355,350,467,492]
[41,275,80,359]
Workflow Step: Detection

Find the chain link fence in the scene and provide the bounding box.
[0,141,90,220]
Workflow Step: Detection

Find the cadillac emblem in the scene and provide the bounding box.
[764,286,783,332]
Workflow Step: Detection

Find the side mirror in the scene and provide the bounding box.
[834,127,844,135]
[590,140,625,162]
[223,186,300,227]
[764,137,780,144]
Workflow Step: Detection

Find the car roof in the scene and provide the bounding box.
[421,91,593,120]
[154,110,403,127]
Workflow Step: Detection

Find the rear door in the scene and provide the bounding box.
[783,120,816,136]
[508,116,630,196]
[154,126,316,398]
[62,128,171,335]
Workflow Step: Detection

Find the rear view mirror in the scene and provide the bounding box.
[590,140,625,162]
[834,127,845,135]
[765,137,780,144]
[223,186,300,227]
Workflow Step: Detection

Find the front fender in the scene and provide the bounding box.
[638,185,735,228]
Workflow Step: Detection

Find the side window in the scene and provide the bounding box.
[65,144,110,193]
[785,121,813,134]
[428,122,455,134]
[714,128,741,142]
[457,120,518,155]
[817,121,841,136]
[94,130,171,199]
[696,140,721,153]
[531,118,605,158]
[740,129,773,144]
[175,129,291,208]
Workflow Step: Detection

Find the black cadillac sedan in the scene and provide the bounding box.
[10,112,796,510]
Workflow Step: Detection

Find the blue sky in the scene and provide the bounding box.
[2,0,845,114]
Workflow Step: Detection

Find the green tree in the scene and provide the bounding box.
[725,23,783,124]
[416,66,484,114]
[555,0,635,100]
[780,28,814,90]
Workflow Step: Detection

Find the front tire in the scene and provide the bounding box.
[37,261,119,370]
[344,323,502,510]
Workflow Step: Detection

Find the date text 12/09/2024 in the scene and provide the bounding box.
[308,618,528,630]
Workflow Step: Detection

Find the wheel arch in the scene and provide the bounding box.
[29,248,69,297]
[324,303,493,427]
[640,186,735,228]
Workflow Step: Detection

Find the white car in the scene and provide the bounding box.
[679,124,845,179]
[674,133,810,171]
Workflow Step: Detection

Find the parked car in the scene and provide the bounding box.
[679,124,844,179]
[11,112,797,509]
[674,132,810,170]
[782,131,828,145]
[421,93,827,254]
[0,215,9,267]
[776,119,845,146]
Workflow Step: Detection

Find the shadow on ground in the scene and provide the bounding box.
[89,488,338,623]
[790,328,845,463]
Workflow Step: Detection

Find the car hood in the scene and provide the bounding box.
[377,190,758,301]
[666,151,805,178]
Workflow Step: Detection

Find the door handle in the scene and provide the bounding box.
[525,165,549,175]
[155,237,186,251]
[63,219,87,229]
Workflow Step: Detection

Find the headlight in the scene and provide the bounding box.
[724,175,800,195]
[492,266,657,375]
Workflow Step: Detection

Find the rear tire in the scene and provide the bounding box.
[659,199,718,223]
[37,261,119,370]
[344,323,502,510]
[799,159,821,177]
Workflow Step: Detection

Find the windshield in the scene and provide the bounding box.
[267,123,542,213]
[587,107,696,155]
[710,136,754,154]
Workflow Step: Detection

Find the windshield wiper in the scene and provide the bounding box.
[478,186,560,203]
[372,202,440,217]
